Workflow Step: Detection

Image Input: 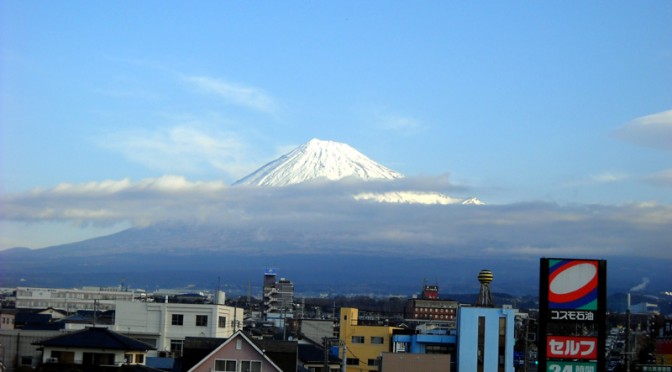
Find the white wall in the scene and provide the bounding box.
[113,301,243,354]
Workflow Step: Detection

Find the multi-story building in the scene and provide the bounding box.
[112,300,243,358]
[456,305,516,372]
[339,307,400,372]
[404,284,459,324]
[263,269,294,326]
[15,286,139,312]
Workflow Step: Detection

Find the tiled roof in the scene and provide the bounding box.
[34,327,155,351]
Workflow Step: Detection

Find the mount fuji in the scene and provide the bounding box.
[234,138,403,186]
[235,138,483,205]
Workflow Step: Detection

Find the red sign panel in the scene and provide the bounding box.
[546,336,597,359]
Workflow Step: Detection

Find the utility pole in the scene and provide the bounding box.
[233,297,238,334]
[523,317,529,372]
[247,281,251,308]
[283,307,287,341]
[93,299,98,326]
[626,292,631,372]
[341,341,347,372]
[322,337,330,372]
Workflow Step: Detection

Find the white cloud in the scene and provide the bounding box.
[591,172,628,183]
[2,177,671,258]
[47,175,228,195]
[370,109,423,135]
[100,126,257,179]
[183,76,278,114]
[382,115,421,134]
[615,109,672,151]
[644,169,672,187]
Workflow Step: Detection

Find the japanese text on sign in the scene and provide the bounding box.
[550,310,595,321]
[547,336,597,359]
[547,362,596,372]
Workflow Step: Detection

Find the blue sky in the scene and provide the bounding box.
[1,2,671,252]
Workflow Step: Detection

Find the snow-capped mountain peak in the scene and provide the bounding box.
[234,138,404,186]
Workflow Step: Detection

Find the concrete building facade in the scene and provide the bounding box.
[15,286,139,312]
[456,306,516,372]
[112,301,243,357]
[339,307,400,372]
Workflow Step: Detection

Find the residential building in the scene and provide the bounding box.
[339,307,400,372]
[299,319,336,344]
[34,327,154,369]
[297,338,341,372]
[112,300,243,358]
[263,269,295,327]
[0,309,16,330]
[0,329,63,371]
[183,331,297,372]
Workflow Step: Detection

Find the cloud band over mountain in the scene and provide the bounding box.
[2,175,670,259]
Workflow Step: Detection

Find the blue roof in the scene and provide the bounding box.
[146,356,175,369]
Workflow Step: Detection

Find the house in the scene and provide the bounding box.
[0,309,17,330]
[185,331,297,372]
[0,328,63,370]
[37,307,68,320]
[299,319,336,345]
[297,338,341,372]
[33,326,155,369]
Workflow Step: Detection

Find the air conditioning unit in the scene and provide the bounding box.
[47,357,59,363]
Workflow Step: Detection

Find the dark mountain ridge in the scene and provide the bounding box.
[1,224,668,298]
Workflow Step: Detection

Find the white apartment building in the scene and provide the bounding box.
[112,301,243,357]
[15,286,139,312]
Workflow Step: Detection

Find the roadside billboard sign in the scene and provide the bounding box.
[539,258,606,371]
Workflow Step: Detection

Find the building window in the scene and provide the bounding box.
[351,336,365,344]
[219,316,227,328]
[214,359,237,371]
[477,316,485,372]
[346,358,359,366]
[135,354,144,364]
[367,358,379,366]
[170,339,184,357]
[171,314,183,326]
[241,360,262,372]
[371,336,384,344]
[196,315,208,326]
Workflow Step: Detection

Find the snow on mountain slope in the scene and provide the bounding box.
[234,138,485,205]
[353,192,485,205]
[234,138,404,186]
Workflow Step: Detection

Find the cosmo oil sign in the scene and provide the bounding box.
[539,258,606,372]
[548,260,598,310]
